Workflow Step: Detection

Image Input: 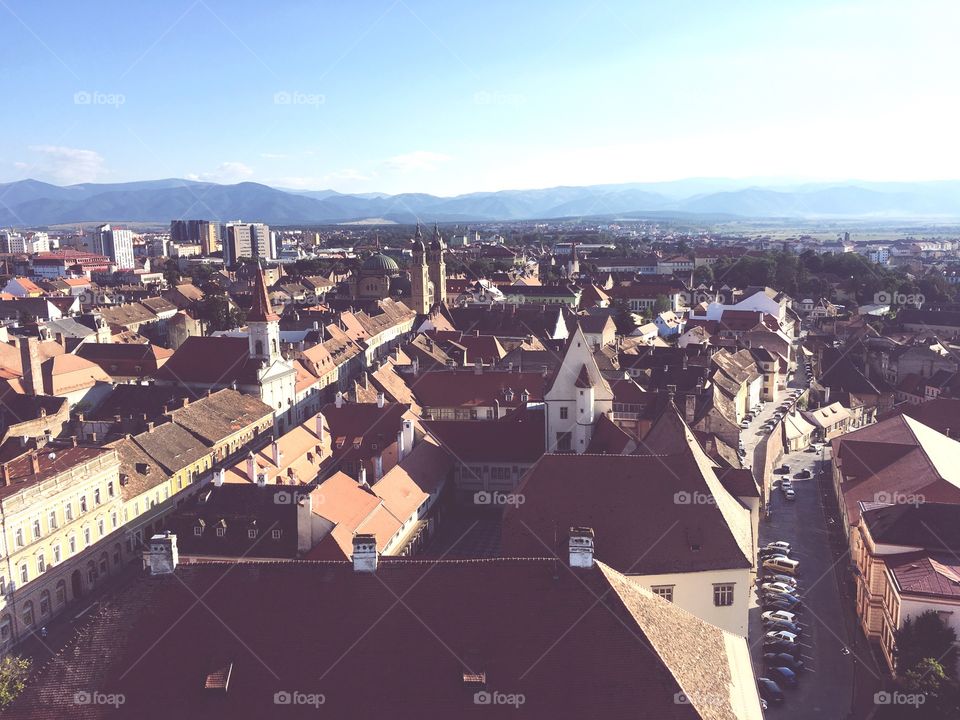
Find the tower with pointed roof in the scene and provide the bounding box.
[427,223,447,307]
[543,325,614,452]
[248,262,281,364]
[410,223,431,314]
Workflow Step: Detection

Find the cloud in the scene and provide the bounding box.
[269,169,372,190]
[26,145,107,184]
[383,151,451,173]
[259,152,286,160]
[187,161,255,183]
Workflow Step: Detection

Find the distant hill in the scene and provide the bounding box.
[3,177,960,226]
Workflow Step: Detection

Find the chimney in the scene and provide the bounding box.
[272,441,282,467]
[374,453,383,482]
[352,533,378,573]
[1,463,9,486]
[685,394,696,423]
[569,527,595,568]
[412,356,420,376]
[144,532,178,575]
[246,452,256,482]
[335,391,344,409]
[147,421,155,433]
[19,337,42,396]
[316,414,325,445]
[397,429,405,461]
[377,392,385,409]
[402,418,415,455]
[30,451,40,476]
[358,465,368,487]
[474,358,482,375]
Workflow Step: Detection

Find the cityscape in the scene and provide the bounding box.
[1,1,960,718]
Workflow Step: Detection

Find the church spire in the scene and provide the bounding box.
[248,261,280,323]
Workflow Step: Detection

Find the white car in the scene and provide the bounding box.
[762,610,797,625]
[764,541,791,552]
[761,582,798,596]
[765,630,798,643]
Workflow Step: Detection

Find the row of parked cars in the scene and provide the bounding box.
[756,541,806,707]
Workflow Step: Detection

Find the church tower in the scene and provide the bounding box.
[248,262,281,364]
[410,223,430,314]
[428,223,447,307]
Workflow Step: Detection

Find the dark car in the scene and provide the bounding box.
[762,591,803,608]
[764,620,803,635]
[764,653,805,671]
[763,597,803,614]
[757,678,785,704]
[774,465,791,474]
[767,666,798,687]
[758,548,790,560]
[794,470,812,479]
[762,640,802,657]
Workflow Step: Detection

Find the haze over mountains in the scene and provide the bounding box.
[3,177,960,227]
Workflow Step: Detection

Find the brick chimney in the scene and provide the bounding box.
[19,337,42,396]
[569,527,595,568]
[352,533,378,573]
[144,532,179,575]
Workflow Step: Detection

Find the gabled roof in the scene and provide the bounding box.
[5,558,761,719]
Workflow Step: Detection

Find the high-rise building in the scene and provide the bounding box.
[171,219,219,256]
[92,224,135,269]
[221,221,272,265]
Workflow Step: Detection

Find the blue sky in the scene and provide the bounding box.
[0,0,957,195]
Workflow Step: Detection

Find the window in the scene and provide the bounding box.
[65,502,73,522]
[194,526,203,536]
[22,601,34,628]
[111,512,118,529]
[107,481,115,498]
[248,529,258,539]
[36,554,45,574]
[556,432,572,452]
[19,564,28,585]
[652,585,674,602]
[14,528,23,548]
[94,488,102,505]
[55,581,66,605]
[216,527,226,537]
[97,518,105,536]
[48,510,58,531]
[79,495,88,513]
[53,544,62,564]
[559,407,568,420]
[0,615,10,642]
[0,576,4,595]
[272,529,282,539]
[713,583,735,607]
[32,519,41,540]
[40,590,50,616]
[83,527,91,546]
[69,535,76,554]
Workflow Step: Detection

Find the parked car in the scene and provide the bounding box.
[784,487,796,501]
[767,666,799,687]
[763,640,802,657]
[763,652,805,671]
[762,573,798,588]
[764,619,803,635]
[765,630,798,644]
[763,598,803,614]
[761,582,799,596]
[805,446,818,453]
[759,548,789,560]
[757,678,785,704]
[764,592,802,608]
[764,541,792,552]
[763,557,800,576]
[762,610,797,625]
[794,470,811,479]
[774,465,790,474]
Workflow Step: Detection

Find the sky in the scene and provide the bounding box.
[1,0,958,196]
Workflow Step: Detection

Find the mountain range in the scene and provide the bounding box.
[3,177,960,227]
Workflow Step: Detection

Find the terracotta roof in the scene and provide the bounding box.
[6,559,760,719]
[885,551,960,599]
[423,409,545,464]
[413,369,545,409]
[0,445,112,501]
[153,336,259,385]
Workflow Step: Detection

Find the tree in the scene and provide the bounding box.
[652,295,672,315]
[896,611,958,678]
[162,259,180,286]
[692,264,714,286]
[612,302,637,335]
[0,655,30,709]
[197,293,245,332]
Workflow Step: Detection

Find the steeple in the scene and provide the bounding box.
[248,261,280,323]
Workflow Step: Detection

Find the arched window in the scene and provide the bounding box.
[22,601,34,628]
[39,590,51,616]
[255,340,263,356]
[0,614,11,644]
[99,552,109,575]
[55,580,66,605]
[87,560,96,585]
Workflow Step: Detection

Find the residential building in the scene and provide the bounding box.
[92,224,135,269]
